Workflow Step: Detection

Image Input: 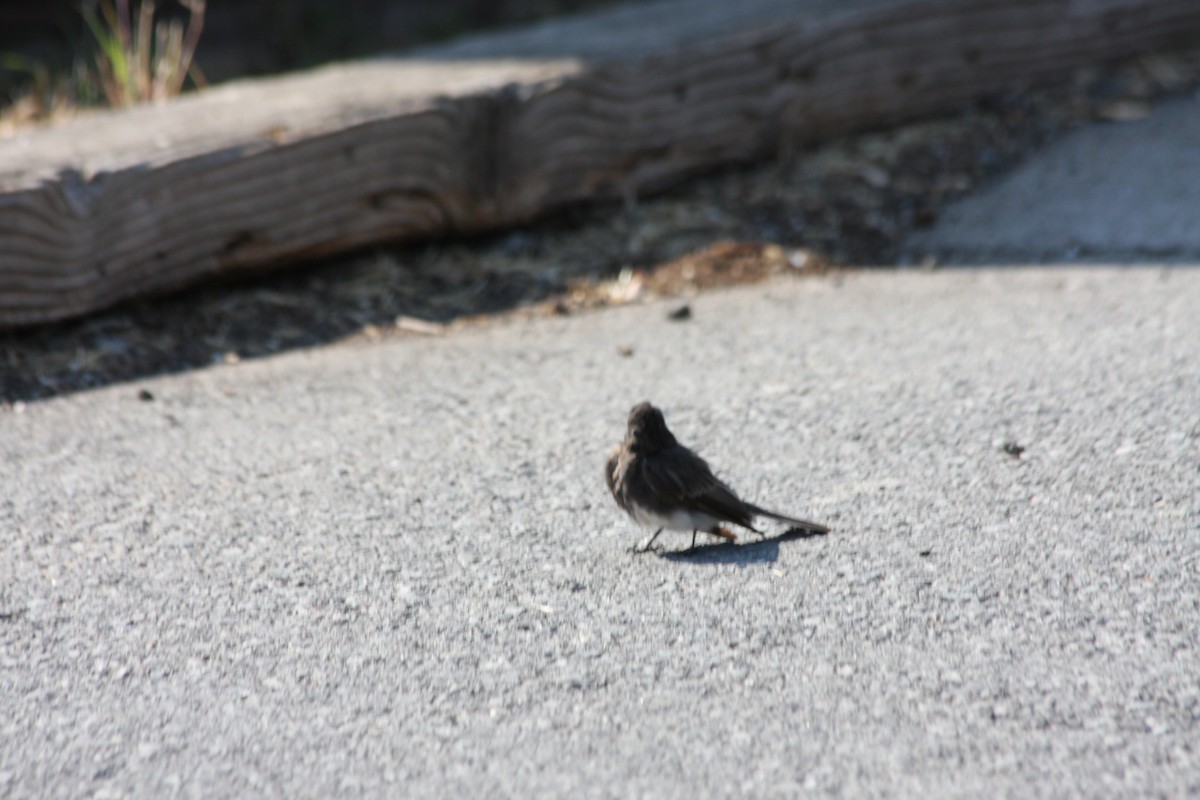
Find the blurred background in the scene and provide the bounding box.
[0,0,622,117]
[3,0,1197,403]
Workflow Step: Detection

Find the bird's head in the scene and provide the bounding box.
[626,402,676,453]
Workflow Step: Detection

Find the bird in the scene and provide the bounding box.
[605,401,829,553]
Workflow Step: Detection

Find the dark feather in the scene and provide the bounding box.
[743,502,831,534]
[639,445,759,530]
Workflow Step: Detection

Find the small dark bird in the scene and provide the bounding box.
[605,402,830,552]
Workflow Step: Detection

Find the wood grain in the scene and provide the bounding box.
[1,0,1197,326]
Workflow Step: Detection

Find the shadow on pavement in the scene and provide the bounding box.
[661,527,827,566]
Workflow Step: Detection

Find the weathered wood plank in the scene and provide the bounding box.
[1,0,1197,326]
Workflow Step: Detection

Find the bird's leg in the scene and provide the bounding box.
[634,528,664,554]
[690,530,698,550]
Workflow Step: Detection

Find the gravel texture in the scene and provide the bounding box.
[3,267,1198,798]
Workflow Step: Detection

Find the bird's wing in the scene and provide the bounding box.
[641,446,757,529]
[604,446,627,512]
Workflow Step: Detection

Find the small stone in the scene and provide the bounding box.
[395,316,445,336]
[667,304,692,321]
[1094,99,1150,122]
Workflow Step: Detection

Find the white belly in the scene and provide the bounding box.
[630,503,718,532]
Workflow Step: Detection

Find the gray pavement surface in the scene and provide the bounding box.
[6,83,1200,799]
[3,265,1199,798]
[908,94,1200,263]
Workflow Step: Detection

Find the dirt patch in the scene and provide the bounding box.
[3,48,1199,405]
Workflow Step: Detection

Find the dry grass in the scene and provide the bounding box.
[0,0,205,134]
[81,0,207,107]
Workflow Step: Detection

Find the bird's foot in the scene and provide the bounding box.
[631,528,665,555]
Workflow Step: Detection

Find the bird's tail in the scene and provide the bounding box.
[746,505,831,534]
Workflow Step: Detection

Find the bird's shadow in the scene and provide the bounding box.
[658,527,827,566]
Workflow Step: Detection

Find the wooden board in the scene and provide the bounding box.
[2,0,1198,327]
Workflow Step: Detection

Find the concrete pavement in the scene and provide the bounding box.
[3,90,1200,798]
[907,94,1200,263]
[3,265,1198,797]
